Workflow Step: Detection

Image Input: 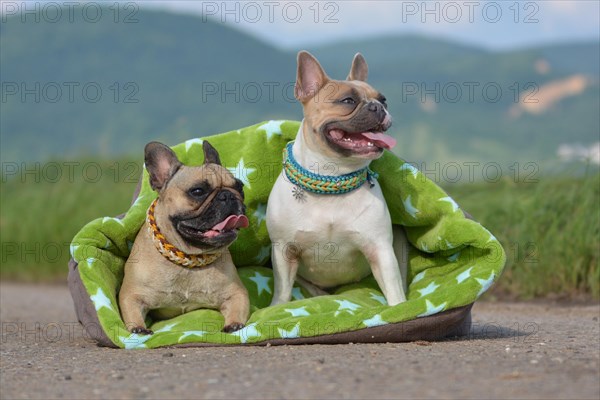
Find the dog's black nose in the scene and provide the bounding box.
[217,190,234,202]
[368,101,383,113]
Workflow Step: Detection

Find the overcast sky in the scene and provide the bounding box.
[142,0,600,50]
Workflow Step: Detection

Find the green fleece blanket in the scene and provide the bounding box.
[70,120,505,349]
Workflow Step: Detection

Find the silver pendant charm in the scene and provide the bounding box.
[292,185,306,202]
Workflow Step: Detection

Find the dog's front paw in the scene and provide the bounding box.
[223,322,245,333]
[131,326,154,335]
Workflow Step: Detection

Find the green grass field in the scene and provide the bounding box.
[1,161,598,300]
[0,159,140,281]
[445,173,599,300]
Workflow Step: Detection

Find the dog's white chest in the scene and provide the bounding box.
[267,174,392,287]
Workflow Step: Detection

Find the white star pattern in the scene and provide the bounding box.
[185,138,203,152]
[363,314,387,328]
[230,323,261,343]
[131,194,146,209]
[253,203,267,226]
[486,230,498,243]
[420,242,430,252]
[447,251,461,262]
[444,239,455,249]
[334,300,361,316]
[227,158,257,189]
[154,323,178,333]
[70,243,79,258]
[476,273,496,297]
[284,306,310,317]
[258,120,284,141]
[278,323,300,339]
[119,324,178,349]
[369,292,387,305]
[438,196,460,212]
[178,331,207,342]
[399,163,419,179]
[248,272,272,296]
[90,288,114,312]
[411,271,426,284]
[254,245,271,264]
[402,195,420,219]
[119,333,152,349]
[86,257,96,268]
[417,281,440,297]
[456,267,473,284]
[418,300,447,317]
[291,287,305,300]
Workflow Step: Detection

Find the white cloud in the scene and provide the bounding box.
[140,1,598,49]
[546,0,578,13]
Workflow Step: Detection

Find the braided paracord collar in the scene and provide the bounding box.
[146,198,221,268]
[283,141,378,195]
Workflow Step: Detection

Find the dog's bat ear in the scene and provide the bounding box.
[144,142,182,191]
[295,50,329,102]
[347,53,368,82]
[234,178,245,199]
[202,141,221,166]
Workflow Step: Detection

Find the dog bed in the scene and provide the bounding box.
[68,120,505,348]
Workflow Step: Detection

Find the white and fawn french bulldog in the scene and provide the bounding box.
[119,141,250,334]
[267,51,408,306]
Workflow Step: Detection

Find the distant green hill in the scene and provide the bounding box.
[311,37,599,167]
[536,41,600,75]
[0,8,298,161]
[1,7,598,168]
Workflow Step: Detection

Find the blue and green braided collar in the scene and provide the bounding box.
[282,141,379,195]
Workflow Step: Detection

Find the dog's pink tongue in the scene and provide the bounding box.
[361,132,397,150]
[203,215,249,238]
[212,215,249,232]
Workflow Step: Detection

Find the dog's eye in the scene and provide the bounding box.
[188,187,204,197]
[380,96,387,107]
[340,97,356,105]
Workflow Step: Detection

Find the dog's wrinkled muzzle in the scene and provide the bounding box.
[175,184,247,243]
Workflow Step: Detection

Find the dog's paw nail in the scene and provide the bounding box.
[131,327,154,335]
[223,323,245,333]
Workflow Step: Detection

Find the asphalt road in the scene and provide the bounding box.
[0,282,598,400]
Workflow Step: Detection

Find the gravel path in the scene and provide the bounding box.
[1,283,598,399]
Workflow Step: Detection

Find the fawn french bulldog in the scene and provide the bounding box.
[119,141,249,334]
[267,51,408,306]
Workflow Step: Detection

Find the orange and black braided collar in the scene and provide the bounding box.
[146,198,221,268]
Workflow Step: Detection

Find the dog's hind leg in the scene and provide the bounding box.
[294,275,329,298]
[359,225,408,306]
